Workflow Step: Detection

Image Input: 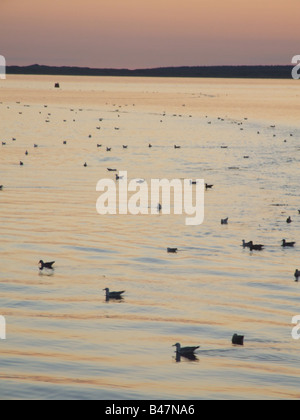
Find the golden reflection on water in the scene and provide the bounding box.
[0,76,300,399]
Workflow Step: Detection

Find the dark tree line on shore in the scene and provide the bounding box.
[6,64,295,79]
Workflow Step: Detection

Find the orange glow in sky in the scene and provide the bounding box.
[1,0,299,68]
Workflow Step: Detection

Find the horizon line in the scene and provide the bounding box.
[7,63,294,70]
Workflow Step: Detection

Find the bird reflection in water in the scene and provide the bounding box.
[38,269,55,277]
[174,352,199,363]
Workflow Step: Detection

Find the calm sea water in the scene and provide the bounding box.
[0,75,300,400]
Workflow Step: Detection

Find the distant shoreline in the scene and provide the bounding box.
[6,64,294,79]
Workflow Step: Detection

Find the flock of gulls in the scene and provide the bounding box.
[41,257,250,360]
[40,251,248,359]
[1,89,299,361]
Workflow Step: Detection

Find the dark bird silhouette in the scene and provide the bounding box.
[232,334,244,346]
[39,260,55,271]
[106,147,112,152]
[295,270,300,282]
[123,145,128,149]
[107,168,117,172]
[287,216,292,224]
[149,143,152,148]
[173,343,200,356]
[83,162,88,167]
[221,218,229,225]
[20,161,24,166]
[249,241,264,251]
[103,288,125,300]
[282,239,296,247]
[0,185,3,190]
[205,184,214,190]
[167,248,178,253]
[174,145,181,149]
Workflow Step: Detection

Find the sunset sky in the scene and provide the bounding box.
[1,0,299,68]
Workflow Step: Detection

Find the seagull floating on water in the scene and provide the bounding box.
[249,241,264,251]
[39,260,55,271]
[103,288,125,300]
[282,239,296,247]
[173,343,200,356]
